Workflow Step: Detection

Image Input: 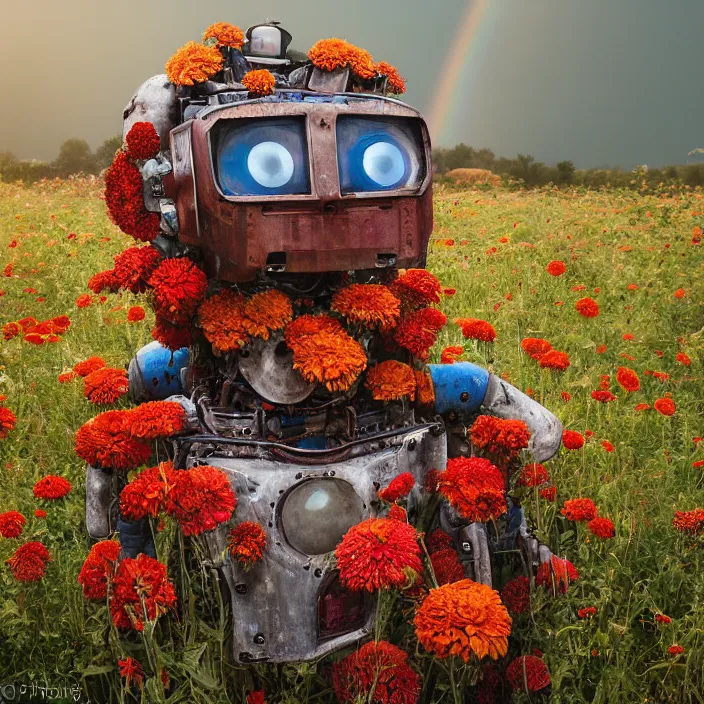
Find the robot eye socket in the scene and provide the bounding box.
[212,117,310,196]
[337,116,425,194]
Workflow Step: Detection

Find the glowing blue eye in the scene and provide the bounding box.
[247,141,295,188]
[362,142,406,187]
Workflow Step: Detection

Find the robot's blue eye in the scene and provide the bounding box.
[337,116,425,194]
[213,117,310,196]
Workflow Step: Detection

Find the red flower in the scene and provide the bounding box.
[78,540,121,600]
[388,504,407,521]
[591,390,617,403]
[83,367,129,405]
[674,288,686,299]
[601,440,615,453]
[655,614,672,624]
[436,456,505,522]
[562,429,584,450]
[546,260,566,276]
[228,521,267,570]
[587,517,615,539]
[518,463,549,487]
[561,392,572,402]
[668,644,684,655]
[595,344,607,354]
[615,366,640,392]
[335,518,422,592]
[470,415,530,460]
[76,293,92,308]
[425,528,453,553]
[33,475,72,500]
[332,640,421,704]
[246,691,266,704]
[166,465,237,536]
[365,361,417,401]
[634,403,651,412]
[73,356,106,377]
[535,554,578,595]
[148,257,207,324]
[6,541,51,582]
[378,472,415,502]
[576,297,599,318]
[0,511,26,538]
[125,122,161,161]
[430,548,464,586]
[118,657,144,690]
[455,317,497,342]
[672,508,704,534]
[654,397,676,416]
[110,554,177,631]
[540,486,557,501]
[59,371,76,385]
[393,308,447,359]
[520,337,552,359]
[120,463,179,521]
[561,498,597,522]
[539,350,570,371]
[440,345,464,364]
[34,509,46,519]
[3,322,22,340]
[501,575,531,615]
[389,269,441,308]
[90,246,162,295]
[127,306,145,322]
[0,406,17,439]
[128,401,187,439]
[152,318,193,351]
[506,656,551,693]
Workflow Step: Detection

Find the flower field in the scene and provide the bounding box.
[0,176,702,703]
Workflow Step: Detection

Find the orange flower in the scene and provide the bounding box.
[148,258,208,324]
[561,497,597,522]
[308,38,376,79]
[198,290,250,352]
[539,350,570,371]
[73,356,106,377]
[374,61,406,94]
[470,415,530,460]
[520,337,552,359]
[331,284,401,330]
[654,397,676,416]
[414,579,512,661]
[576,297,599,318]
[284,314,343,349]
[2,322,21,340]
[128,401,187,439]
[394,307,447,359]
[436,456,505,522]
[389,269,442,308]
[291,328,367,392]
[335,517,422,592]
[674,288,686,299]
[165,41,224,86]
[0,406,17,439]
[415,369,435,406]
[228,522,267,570]
[365,361,416,401]
[440,345,464,364]
[546,260,566,276]
[243,289,293,340]
[242,69,277,97]
[615,366,640,392]
[202,22,244,48]
[672,508,704,534]
[455,317,497,342]
[83,367,129,405]
[127,306,145,323]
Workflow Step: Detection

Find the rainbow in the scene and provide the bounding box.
[427,0,492,144]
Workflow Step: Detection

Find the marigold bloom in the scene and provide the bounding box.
[153,316,193,351]
[166,465,237,536]
[308,38,376,79]
[672,508,704,534]
[331,284,401,330]
[562,429,584,450]
[587,516,615,539]
[0,406,17,439]
[335,518,422,592]
[540,486,557,501]
[284,314,343,350]
[455,317,497,342]
[291,328,367,392]
[546,260,566,276]
[118,657,144,690]
[378,472,415,502]
[575,297,599,318]
[78,540,121,600]
[470,415,530,460]
[128,401,187,439]
[76,293,92,308]
[501,575,530,615]
[591,390,617,403]
[520,337,552,359]
[165,41,224,85]
[561,497,597,522]
[506,656,551,693]
[388,504,407,521]
[374,61,406,94]
[120,462,179,521]
[202,21,244,48]
[535,554,578,595]
[654,397,676,416]
[394,307,447,359]
[73,356,106,377]
[668,644,684,655]
[33,475,72,500]
[615,366,640,392]
[90,246,162,294]
[242,69,277,97]
[127,305,145,322]
[655,614,672,624]
[332,641,420,704]
[428,547,464,586]
[436,456,505,523]
[148,257,208,324]
[389,269,441,308]
[440,345,464,364]
[3,321,22,340]
[228,521,267,570]
[84,367,129,405]
[125,121,161,161]
[199,289,250,352]
[365,361,416,401]
[539,350,570,371]
[518,463,549,488]
[242,289,293,340]
[110,554,177,631]
[414,579,512,661]
[0,510,26,538]
[601,440,615,453]
[676,352,691,366]
[7,541,51,582]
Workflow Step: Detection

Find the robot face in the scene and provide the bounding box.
[170,94,433,282]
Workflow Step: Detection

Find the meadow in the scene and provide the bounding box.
[0,176,702,703]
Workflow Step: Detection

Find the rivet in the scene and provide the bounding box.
[460,392,470,403]
[235,583,247,595]
[253,633,265,645]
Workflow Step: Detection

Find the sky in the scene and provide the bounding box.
[1,0,703,169]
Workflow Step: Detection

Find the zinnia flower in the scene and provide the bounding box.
[562,429,584,450]
[153,314,193,352]
[165,41,224,86]
[125,122,161,161]
[148,257,208,324]
[78,540,121,600]
[33,475,72,500]
[198,289,250,352]
[365,361,416,401]
[389,269,441,309]
[242,69,277,97]
[128,401,187,439]
[518,463,549,488]
[587,517,615,539]
[202,21,244,48]
[436,456,505,522]
[535,554,578,595]
[228,522,267,570]
[393,307,447,359]
[118,657,144,690]
[654,397,676,416]
[672,508,704,534]
[73,356,106,377]
[546,260,566,276]
[378,472,415,502]
[0,510,26,538]
[539,350,570,371]
[6,541,51,582]
[561,497,598,522]
[243,289,293,340]
[615,366,640,392]
[655,614,672,624]
[120,462,179,521]
[308,38,376,79]
[591,390,617,403]
[335,518,422,592]
[676,352,691,366]
[332,641,420,704]
[540,486,557,501]
[601,440,615,452]
[83,367,129,405]
[455,317,497,342]
[110,554,177,631]
[414,579,512,661]
[76,293,92,308]
[470,415,530,460]
[430,547,464,586]
[127,305,145,322]
[440,345,464,364]
[668,644,684,656]
[0,406,17,439]
[575,297,599,318]
[3,322,21,340]
[501,575,530,615]
[374,61,406,94]
[520,337,552,359]
[331,284,401,330]
[634,403,650,412]
[506,656,551,693]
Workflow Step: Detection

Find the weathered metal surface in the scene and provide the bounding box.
[85,465,117,540]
